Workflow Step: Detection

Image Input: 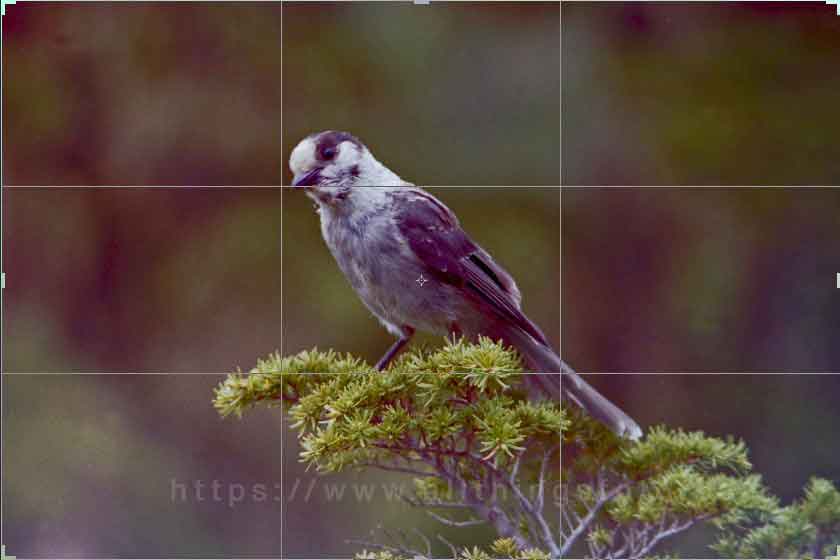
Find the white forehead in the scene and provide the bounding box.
[289,137,318,176]
[288,136,366,176]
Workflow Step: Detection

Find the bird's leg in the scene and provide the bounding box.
[448,322,463,343]
[375,326,415,371]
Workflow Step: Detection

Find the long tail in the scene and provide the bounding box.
[499,327,643,440]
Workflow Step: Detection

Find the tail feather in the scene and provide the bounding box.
[499,327,643,440]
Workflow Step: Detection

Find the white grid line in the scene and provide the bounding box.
[280,2,285,557]
[4,1,839,559]
[557,6,564,552]
[2,184,839,188]
[3,371,838,375]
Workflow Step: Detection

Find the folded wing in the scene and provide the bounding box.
[393,188,549,346]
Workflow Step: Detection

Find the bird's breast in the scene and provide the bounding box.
[319,209,456,335]
[323,211,409,290]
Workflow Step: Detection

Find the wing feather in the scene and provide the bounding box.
[393,189,548,346]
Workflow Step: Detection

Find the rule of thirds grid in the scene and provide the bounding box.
[3,1,840,559]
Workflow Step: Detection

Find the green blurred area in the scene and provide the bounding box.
[281,3,560,185]
[563,2,840,184]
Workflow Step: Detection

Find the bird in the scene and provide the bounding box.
[288,130,642,440]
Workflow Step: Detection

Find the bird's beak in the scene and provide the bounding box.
[292,168,321,187]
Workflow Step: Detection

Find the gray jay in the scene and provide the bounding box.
[289,130,642,440]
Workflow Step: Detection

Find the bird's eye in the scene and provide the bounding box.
[321,146,337,160]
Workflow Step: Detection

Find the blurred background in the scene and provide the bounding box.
[3,1,561,186]
[3,1,840,558]
[564,188,840,374]
[281,2,561,186]
[563,2,840,185]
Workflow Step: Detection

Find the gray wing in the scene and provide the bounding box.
[392,189,549,346]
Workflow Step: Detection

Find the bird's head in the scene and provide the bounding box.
[289,130,405,205]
